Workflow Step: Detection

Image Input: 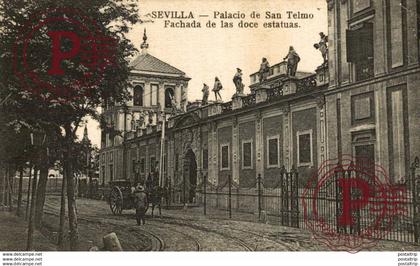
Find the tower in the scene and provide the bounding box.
[99,29,190,184]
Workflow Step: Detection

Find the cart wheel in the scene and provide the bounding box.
[110,186,123,215]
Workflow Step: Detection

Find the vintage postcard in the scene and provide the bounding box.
[0,0,419,264]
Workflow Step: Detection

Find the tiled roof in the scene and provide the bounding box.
[129,52,186,76]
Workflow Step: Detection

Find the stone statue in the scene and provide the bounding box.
[138,114,145,129]
[181,87,187,110]
[169,93,179,115]
[212,77,223,102]
[258,58,270,83]
[202,83,209,105]
[284,46,300,77]
[148,110,154,125]
[130,117,136,131]
[233,68,244,95]
[314,32,328,64]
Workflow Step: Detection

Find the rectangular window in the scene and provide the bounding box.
[297,130,313,167]
[220,144,230,170]
[151,84,158,106]
[202,149,208,170]
[140,158,145,174]
[242,140,253,169]
[346,22,374,81]
[267,136,280,168]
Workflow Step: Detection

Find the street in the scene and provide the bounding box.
[36,196,420,251]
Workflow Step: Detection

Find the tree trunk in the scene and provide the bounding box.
[26,168,38,251]
[57,170,66,249]
[8,164,15,212]
[25,166,32,220]
[64,125,79,250]
[35,158,49,228]
[5,165,9,207]
[16,167,24,216]
[0,165,4,206]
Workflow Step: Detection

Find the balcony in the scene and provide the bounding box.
[249,61,288,86]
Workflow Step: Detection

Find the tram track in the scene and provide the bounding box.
[147,223,201,251]
[41,202,165,251]
[155,215,298,251]
[41,199,248,251]
[151,218,253,251]
[37,196,295,251]
[208,217,300,251]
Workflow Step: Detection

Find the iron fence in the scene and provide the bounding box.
[195,160,420,244]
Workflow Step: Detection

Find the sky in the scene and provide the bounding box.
[78,0,328,147]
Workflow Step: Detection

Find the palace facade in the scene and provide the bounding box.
[99,0,420,207]
[325,0,420,182]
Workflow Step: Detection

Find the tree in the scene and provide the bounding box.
[1,0,140,250]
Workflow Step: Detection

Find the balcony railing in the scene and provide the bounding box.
[296,75,317,92]
[221,101,232,113]
[267,87,284,101]
[242,94,256,108]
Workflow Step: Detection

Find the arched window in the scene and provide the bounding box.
[165,87,175,108]
[133,85,143,106]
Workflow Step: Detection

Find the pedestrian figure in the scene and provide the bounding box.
[150,185,164,218]
[133,184,148,225]
[283,46,300,77]
[202,83,209,105]
[213,77,223,102]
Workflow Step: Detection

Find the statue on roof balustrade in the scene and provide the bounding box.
[314,32,328,65]
[233,68,245,96]
[258,58,270,83]
[284,46,300,77]
[202,83,209,105]
[213,77,223,102]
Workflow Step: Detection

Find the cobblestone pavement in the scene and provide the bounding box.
[39,196,419,251]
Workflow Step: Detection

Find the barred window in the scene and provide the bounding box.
[242,140,253,169]
[220,144,230,170]
[297,130,313,166]
[267,136,280,167]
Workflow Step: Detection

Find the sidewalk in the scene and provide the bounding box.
[0,210,57,251]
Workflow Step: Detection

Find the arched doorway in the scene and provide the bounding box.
[183,148,197,204]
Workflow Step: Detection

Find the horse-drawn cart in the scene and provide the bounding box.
[109,180,150,215]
